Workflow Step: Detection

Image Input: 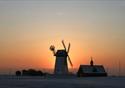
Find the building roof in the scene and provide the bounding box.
[79,65,106,74]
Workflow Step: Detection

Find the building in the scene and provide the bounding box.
[54,50,68,75]
[50,40,73,75]
[77,58,107,77]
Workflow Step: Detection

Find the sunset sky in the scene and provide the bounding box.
[0,0,125,75]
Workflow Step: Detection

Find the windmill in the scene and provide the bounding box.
[50,40,73,75]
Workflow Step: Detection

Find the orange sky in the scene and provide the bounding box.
[0,38,125,75]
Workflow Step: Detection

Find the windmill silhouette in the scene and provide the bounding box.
[50,40,73,75]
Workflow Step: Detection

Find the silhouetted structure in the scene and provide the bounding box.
[15,69,44,76]
[22,69,43,76]
[77,57,107,77]
[50,40,73,75]
[90,58,94,66]
[15,71,21,76]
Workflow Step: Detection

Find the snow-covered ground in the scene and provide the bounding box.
[0,76,125,88]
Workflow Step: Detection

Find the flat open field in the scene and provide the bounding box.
[0,76,125,88]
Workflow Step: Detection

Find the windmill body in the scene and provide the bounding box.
[50,40,73,75]
[54,50,68,74]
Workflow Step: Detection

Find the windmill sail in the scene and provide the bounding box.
[67,43,70,53]
[68,55,73,67]
[62,40,67,51]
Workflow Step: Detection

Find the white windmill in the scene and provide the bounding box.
[50,40,73,75]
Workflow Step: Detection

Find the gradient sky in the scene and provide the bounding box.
[0,0,125,75]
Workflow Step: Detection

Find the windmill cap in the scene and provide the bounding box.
[56,50,68,57]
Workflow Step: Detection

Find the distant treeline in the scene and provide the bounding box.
[15,69,46,76]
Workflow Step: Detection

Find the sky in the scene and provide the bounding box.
[0,0,125,75]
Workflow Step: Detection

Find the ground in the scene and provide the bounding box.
[0,76,125,88]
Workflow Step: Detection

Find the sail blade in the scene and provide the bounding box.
[62,40,67,51]
[67,55,73,67]
[67,43,70,53]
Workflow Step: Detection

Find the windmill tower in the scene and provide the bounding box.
[50,40,73,75]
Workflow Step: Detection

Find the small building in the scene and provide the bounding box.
[77,58,107,77]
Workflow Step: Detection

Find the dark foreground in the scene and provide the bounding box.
[0,76,125,88]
